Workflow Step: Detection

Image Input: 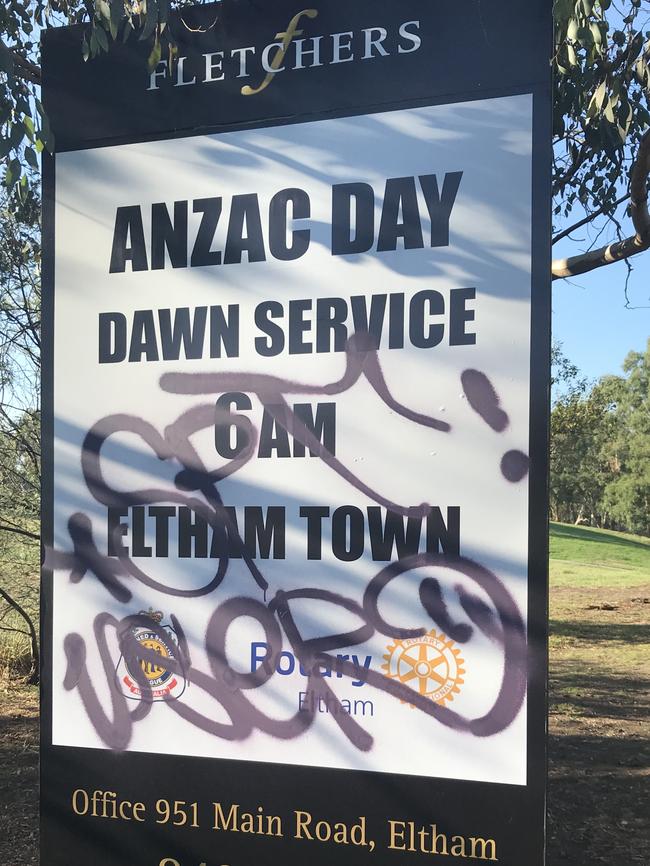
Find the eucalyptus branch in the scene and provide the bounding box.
[0,584,39,682]
[0,521,39,541]
[553,191,632,244]
[552,130,650,279]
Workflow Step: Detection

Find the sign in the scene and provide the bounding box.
[41,2,551,864]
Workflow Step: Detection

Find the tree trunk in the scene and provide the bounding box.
[0,585,39,683]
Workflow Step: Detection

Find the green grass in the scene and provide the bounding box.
[549,521,649,719]
[549,521,650,588]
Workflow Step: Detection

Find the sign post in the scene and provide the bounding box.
[41,3,551,864]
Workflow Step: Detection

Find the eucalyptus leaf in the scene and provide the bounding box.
[628,33,644,62]
[22,115,35,141]
[140,0,159,41]
[0,44,15,74]
[147,37,162,72]
[594,80,608,111]
[24,145,38,169]
[589,23,602,47]
[39,113,55,155]
[9,122,24,149]
[16,96,30,116]
[5,158,21,191]
[94,24,109,52]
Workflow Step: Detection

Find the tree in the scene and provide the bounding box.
[598,341,650,535]
[551,340,590,398]
[550,340,650,535]
[0,188,40,681]
[0,188,40,534]
[549,386,616,525]
[550,343,615,525]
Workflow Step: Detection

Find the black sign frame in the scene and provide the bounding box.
[41,2,552,864]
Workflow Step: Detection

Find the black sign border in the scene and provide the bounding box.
[41,11,551,863]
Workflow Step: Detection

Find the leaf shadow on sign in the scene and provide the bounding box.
[186,97,535,299]
[58,95,535,302]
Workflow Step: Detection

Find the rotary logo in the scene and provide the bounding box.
[383,630,465,705]
[116,609,186,702]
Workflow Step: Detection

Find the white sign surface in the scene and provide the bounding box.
[52,95,532,785]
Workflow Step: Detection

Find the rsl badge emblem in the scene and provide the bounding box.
[116,609,186,702]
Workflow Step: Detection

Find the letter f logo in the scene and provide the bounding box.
[242,9,319,96]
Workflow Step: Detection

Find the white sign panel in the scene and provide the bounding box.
[52,95,532,786]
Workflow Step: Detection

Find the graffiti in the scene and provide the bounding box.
[63,552,525,751]
[460,368,530,483]
[49,334,529,751]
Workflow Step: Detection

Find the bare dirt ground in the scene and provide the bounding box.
[547,587,650,865]
[0,682,38,865]
[1,587,648,865]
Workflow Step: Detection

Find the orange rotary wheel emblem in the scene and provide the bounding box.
[383,630,465,705]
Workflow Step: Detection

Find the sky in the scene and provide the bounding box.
[552,232,650,384]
